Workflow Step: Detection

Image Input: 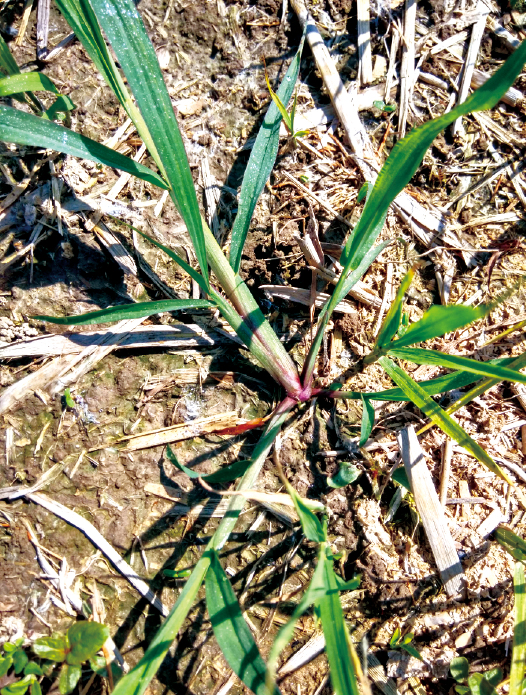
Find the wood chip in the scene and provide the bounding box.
[397,426,465,596]
[357,0,373,84]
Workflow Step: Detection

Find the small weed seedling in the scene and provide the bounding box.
[450,657,503,695]
[389,628,423,661]
[0,622,109,695]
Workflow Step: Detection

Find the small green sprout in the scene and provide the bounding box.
[63,388,76,410]
[450,656,502,695]
[264,62,309,145]
[373,100,396,114]
[327,461,360,489]
[389,627,423,661]
[0,622,110,695]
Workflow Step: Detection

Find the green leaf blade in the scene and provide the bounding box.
[495,526,526,563]
[327,462,360,489]
[34,298,213,326]
[450,656,469,683]
[86,0,207,281]
[0,106,168,190]
[205,550,277,695]
[58,664,81,695]
[511,561,526,695]
[316,550,360,695]
[375,267,415,350]
[32,635,67,662]
[390,303,491,349]
[230,36,305,273]
[359,395,375,446]
[389,347,526,387]
[378,356,513,483]
[0,72,59,97]
[166,445,251,483]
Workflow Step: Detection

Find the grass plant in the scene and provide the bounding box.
[1,4,526,694]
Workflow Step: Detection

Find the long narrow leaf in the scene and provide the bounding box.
[110,400,293,695]
[0,34,42,110]
[229,35,304,273]
[495,527,526,563]
[266,546,328,692]
[338,41,526,274]
[54,0,163,177]
[510,562,526,695]
[359,395,375,446]
[120,221,209,295]
[34,299,213,326]
[389,347,526,387]
[378,356,512,482]
[316,549,360,695]
[0,106,168,190]
[388,303,492,350]
[303,240,390,386]
[0,35,19,75]
[42,94,76,121]
[166,445,251,483]
[375,267,415,350]
[331,369,485,401]
[206,550,279,695]
[416,352,526,436]
[86,0,207,281]
[0,72,59,97]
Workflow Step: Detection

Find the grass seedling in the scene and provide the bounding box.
[389,628,423,661]
[264,58,309,146]
[1,2,526,693]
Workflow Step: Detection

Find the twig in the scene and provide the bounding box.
[374,262,393,336]
[398,0,417,139]
[42,32,76,62]
[439,438,453,506]
[36,0,50,60]
[357,0,373,84]
[452,0,488,137]
[397,426,464,596]
[446,497,497,509]
[487,16,521,52]
[385,24,401,102]
[15,0,33,47]
[281,171,352,227]
[23,519,83,615]
[26,492,169,616]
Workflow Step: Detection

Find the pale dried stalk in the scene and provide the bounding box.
[452,0,488,137]
[36,0,50,60]
[0,323,229,358]
[357,0,373,84]
[398,0,417,139]
[397,426,464,596]
[439,438,453,506]
[110,411,248,452]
